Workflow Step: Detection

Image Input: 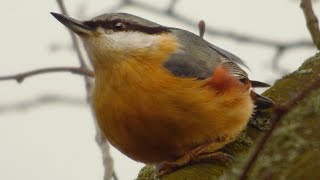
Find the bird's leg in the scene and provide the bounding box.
[156,138,234,176]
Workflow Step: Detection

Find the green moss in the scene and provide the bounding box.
[249,114,271,131]
[137,165,157,180]
[263,52,320,104]
[249,88,320,179]
[137,163,227,180]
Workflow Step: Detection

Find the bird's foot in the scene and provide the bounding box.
[155,154,191,177]
[155,140,234,177]
[193,151,234,164]
[155,151,233,177]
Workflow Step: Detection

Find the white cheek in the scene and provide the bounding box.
[105,31,160,49]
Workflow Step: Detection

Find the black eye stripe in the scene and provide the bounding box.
[83,19,170,35]
[83,19,121,29]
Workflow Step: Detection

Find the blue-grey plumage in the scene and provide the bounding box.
[165,28,249,79]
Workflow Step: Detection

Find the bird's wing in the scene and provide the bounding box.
[163,28,274,108]
[164,28,249,81]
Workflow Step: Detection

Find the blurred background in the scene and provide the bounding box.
[0,0,318,179]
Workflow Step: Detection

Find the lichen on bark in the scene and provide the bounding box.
[137,53,320,180]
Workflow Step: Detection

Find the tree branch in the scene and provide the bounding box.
[0,67,93,83]
[198,20,205,38]
[301,0,320,50]
[55,1,116,180]
[271,47,289,74]
[0,94,85,114]
[166,0,178,15]
[56,0,87,68]
[56,0,93,100]
[239,75,320,180]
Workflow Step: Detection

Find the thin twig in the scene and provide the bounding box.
[112,172,119,180]
[122,0,133,4]
[93,112,115,180]
[167,0,178,15]
[55,1,116,180]
[56,0,86,67]
[198,20,206,38]
[0,67,93,83]
[56,0,92,98]
[271,47,289,74]
[238,76,320,180]
[301,0,320,50]
[0,94,85,114]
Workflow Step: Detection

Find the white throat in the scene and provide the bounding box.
[104,31,161,50]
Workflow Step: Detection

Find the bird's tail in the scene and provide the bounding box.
[249,80,274,109]
[250,91,274,109]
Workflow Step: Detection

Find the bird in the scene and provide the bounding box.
[51,12,273,176]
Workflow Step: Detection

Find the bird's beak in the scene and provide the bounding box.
[50,12,93,36]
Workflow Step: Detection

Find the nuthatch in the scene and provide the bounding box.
[51,12,273,176]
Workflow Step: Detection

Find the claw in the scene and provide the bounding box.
[155,162,180,177]
[155,151,234,177]
[194,151,234,164]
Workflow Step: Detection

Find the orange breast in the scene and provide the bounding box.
[92,61,253,163]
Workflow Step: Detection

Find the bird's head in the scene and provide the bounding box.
[51,12,178,72]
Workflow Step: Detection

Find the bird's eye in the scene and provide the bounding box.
[113,21,125,30]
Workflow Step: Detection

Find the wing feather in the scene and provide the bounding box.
[164,28,248,81]
[163,28,274,108]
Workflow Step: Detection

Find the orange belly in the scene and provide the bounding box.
[92,70,253,163]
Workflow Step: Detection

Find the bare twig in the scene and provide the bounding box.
[0,94,85,114]
[271,47,290,74]
[95,129,116,180]
[122,0,133,4]
[108,0,132,12]
[167,0,178,15]
[56,0,86,68]
[0,67,93,83]
[55,1,116,180]
[49,43,73,52]
[301,0,320,49]
[239,76,320,180]
[56,0,92,100]
[198,20,206,38]
[112,172,119,180]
